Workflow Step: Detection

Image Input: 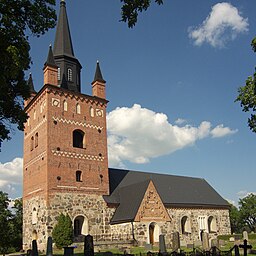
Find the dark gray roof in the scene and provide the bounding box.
[104,168,229,224]
[44,45,57,68]
[27,73,36,94]
[92,61,106,84]
[53,0,74,57]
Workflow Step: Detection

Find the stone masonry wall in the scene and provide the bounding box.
[23,192,231,251]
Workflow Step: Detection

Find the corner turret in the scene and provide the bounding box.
[92,61,106,99]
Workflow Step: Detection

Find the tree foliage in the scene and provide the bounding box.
[0,191,13,255]
[52,213,73,249]
[239,193,256,232]
[0,0,56,145]
[120,0,164,28]
[236,37,256,133]
[0,192,23,255]
[229,204,243,233]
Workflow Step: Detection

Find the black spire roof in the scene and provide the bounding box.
[44,45,57,68]
[53,0,74,57]
[92,61,106,84]
[52,0,82,92]
[27,73,36,94]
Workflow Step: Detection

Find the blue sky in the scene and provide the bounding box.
[1,0,256,205]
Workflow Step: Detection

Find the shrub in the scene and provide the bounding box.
[52,213,73,249]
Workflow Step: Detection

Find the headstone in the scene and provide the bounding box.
[159,234,167,254]
[243,231,249,241]
[84,234,94,256]
[234,245,240,256]
[229,237,235,242]
[234,234,241,241]
[46,236,53,256]
[27,249,32,256]
[202,232,210,251]
[32,240,38,256]
[145,243,152,251]
[187,244,193,249]
[172,231,180,252]
[210,238,218,248]
[63,246,74,256]
[239,239,252,256]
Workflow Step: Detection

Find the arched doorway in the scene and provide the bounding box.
[149,222,160,245]
[74,215,88,241]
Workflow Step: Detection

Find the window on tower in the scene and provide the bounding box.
[63,100,68,111]
[35,133,38,148]
[67,68,72,81]
[31,136,34,151]
[76,170,82,182]
[57,67,61,81]
[76,103,81,114]
[73,129,85,148]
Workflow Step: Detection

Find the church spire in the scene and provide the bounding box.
[53,0,82,92]
[44,45,57,68]
[53,0,74,57]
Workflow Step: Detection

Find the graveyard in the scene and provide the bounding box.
[23,232,256,256]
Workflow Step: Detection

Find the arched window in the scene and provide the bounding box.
[208,216,217,233]
[35,133,38,148]
[76,171,82,182]
[67,68,72,81]
[76,103,81,114]
[32,207,37,225]
[181,216,191,234]
[63,100,68,111]
[57,67,61,81]
[90,106,94,117]
[73,129,85,148]
[31,136,34,151]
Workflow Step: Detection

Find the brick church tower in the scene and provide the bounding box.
[23,0,109,249]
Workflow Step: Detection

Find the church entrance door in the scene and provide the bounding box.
[149,223,155,244]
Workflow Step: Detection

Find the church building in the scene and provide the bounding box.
[23,0,231,251]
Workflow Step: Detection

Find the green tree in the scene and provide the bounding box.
[0,0,56,145]
[236,37,256,133]
[239,193,256,232]
[52,213,73,249]
[120,0,164,28]
[229,203,243,233]
[0,191,13,255]
[11,198,23,251]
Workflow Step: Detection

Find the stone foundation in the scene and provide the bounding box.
[23,192,230,251]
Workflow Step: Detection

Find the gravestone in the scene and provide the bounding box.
[63,246,74,256]
[202,232,209,251]
[32,240,38,256]
[239,239,252,256]
[234,245,240,256]
[210,238,218,248]
[229,237,235,242]
[243,231,249,241]
[46,236,53,256]
[145,244,152,251]
[84,234,94,256]
[172,231,180,252]
[159,234,167,254]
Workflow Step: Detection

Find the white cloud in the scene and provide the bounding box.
[175,118,187,125]
[188,2,249,48]
[0,158,23,197]
[211,124,238,138]
[107,104,237,167]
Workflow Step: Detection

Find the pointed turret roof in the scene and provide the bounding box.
[27,73,36,94]
[44,45,58,68]
[92,61,106,84]
[53,0,74,57]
